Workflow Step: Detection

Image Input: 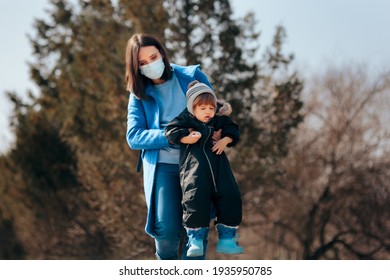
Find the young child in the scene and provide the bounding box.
[164,81,243,257]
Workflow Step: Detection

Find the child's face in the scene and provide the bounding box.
[193,104,215,123]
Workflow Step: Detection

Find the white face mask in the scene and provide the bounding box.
[139,58,165,80]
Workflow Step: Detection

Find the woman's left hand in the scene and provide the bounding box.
[212,137,231,155]
[212,129,222,144]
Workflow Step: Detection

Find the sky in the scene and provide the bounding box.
[1,0,390,152]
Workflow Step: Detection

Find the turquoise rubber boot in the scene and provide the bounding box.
[186,227,208,257]
[216,224,244,255]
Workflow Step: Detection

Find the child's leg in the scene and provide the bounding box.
[215,223,244,254]
[182,186,213,228]
[182,182,212,257]
[185,227,208,257]
[182,228,209,259]
[213,167,243,254]
[213,182,242,227]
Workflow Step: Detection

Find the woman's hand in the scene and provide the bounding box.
[212,129,222,144]
[212,137,232,155]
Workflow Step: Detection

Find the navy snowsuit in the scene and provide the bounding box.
[164,109,242,228]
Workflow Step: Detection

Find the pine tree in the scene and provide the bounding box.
[4,0,152,259]
[1,0,304,259]
[164,0,259,127]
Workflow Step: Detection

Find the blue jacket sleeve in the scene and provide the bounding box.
[194,67,213,89]
[126,94,169,150]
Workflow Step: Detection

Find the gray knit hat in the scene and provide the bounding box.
[186,81,216,115]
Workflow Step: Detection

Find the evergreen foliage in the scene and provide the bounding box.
[1,0,387,259]
[0,0,303,259]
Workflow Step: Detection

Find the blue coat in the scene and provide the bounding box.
[126,64,212,237]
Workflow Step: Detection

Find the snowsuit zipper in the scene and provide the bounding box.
[202,125,217,192]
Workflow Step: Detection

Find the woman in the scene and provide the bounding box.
[125,33,216,260]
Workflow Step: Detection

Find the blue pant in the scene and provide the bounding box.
[153,163,208,260]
